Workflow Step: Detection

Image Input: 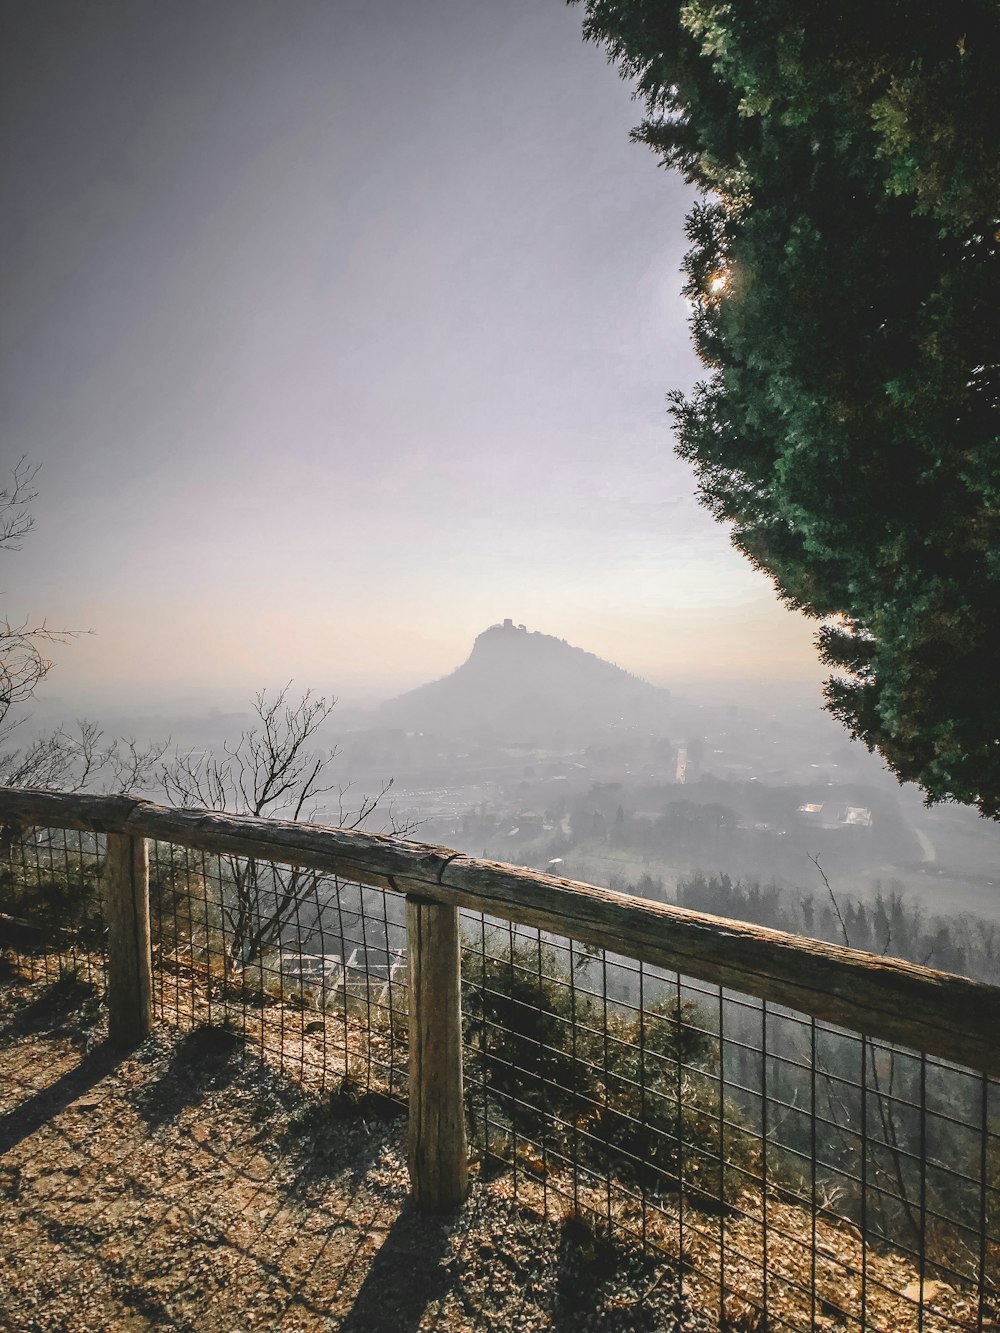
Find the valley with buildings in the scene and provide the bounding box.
[60,618,1000,983]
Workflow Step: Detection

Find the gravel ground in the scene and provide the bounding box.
[3,959,986,1333]
[0,962,712,1332]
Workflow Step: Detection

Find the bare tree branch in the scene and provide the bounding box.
[808,852,850,948]
[160,685,413,970]
[0,456,39,551]
[0,459,91,774]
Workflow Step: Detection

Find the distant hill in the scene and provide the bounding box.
[377,621,670,739]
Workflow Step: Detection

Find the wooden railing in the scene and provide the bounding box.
[2,785,999,1216]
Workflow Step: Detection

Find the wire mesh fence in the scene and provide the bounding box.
[2,821,997,1331]
[0,825,107,991]
[458,916,999,1331]
[145,838,409,1100]
[0,828,410,1099]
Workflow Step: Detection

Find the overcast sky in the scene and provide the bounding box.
[3,0,826,712]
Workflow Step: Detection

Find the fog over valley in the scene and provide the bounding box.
[26,620,1000,982]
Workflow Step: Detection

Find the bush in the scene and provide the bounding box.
[0,829,104,950]
[461,934,757,1208]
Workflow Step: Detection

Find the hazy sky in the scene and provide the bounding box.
[3,0,826,712]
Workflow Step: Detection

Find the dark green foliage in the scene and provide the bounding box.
[677,870,794,933]
[673,868,1000,984]
[462,936,757,1206]
[576,0,1000,816]
[0,832,104,950]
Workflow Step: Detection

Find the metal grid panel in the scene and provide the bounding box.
[459,913,999,1332]
[0,825,106,990]
[2,824,997,1331]
[146,841,409,1100]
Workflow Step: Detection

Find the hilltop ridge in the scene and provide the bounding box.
[377,620,669,738]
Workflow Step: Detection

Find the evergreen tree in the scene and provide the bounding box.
[576,0,1000,816]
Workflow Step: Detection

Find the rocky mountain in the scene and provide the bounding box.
[377,621,670,739]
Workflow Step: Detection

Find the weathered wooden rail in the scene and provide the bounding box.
[2,786,999,1213]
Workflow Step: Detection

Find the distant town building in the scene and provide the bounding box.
[796,802,873,828]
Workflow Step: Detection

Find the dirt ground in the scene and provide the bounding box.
[0,960,709,1333]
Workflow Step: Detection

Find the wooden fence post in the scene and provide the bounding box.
[102,833,153,1047]
[406,895,469,1212]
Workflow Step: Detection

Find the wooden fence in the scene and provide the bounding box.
[2,786,998,1215]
